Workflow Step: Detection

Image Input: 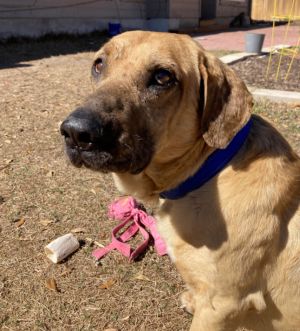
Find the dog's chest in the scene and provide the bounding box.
[156,197,220,287]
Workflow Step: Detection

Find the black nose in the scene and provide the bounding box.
[60,108,104,151]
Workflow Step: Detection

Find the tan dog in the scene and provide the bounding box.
[60,31,300,331]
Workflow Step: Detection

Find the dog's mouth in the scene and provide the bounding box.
[65,147,140,174]
[65,146,113,171]
[63,133,153,175]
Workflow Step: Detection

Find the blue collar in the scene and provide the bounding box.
[159,118,252,200]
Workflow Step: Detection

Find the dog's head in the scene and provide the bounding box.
[60,31,252,176]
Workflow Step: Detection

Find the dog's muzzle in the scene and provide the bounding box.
[60,106,153,174]
[60,107,118,169]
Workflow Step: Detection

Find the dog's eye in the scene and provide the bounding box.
[153,69,174,86]
[93,58,103,74]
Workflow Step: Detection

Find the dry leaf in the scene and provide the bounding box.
[120,315,130,321]
[134,273,150,281]
[84,306,101,311]
[5,159,13,165]
[104,329,118,331]
[85,238,105,247]
[60,267,73,277]
[93,240,105,247]
[71,227,86,233]
[99,278,116,289]
[291,103,300,109]
[39,219,54,226]
[0,159,13,171]
[90,189,96,195]
[45,278,59,292]
[16,218,25,227]
[85,237,98,247]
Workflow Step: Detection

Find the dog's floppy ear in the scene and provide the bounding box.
[199,52,253,148]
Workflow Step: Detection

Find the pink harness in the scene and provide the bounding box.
[92,196,167,261]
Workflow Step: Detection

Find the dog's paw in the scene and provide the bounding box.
[180,290,196,315]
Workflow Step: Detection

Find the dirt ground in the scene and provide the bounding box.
[0,34,299,331]
[230,52,300,92]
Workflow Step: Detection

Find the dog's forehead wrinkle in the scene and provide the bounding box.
[105,34,190,67]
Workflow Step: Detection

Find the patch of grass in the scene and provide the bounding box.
[253,100,300,152]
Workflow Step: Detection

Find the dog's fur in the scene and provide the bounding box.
[63,31,300,330]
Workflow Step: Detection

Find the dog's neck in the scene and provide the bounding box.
[113,138,212,202]
[113,118,253,202]
[160,118,253,199]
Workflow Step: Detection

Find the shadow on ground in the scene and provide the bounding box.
[0,23,276,69]
[0,31,109,69]
[0,23,283,70]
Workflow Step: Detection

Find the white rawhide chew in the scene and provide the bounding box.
[45,233,80,263]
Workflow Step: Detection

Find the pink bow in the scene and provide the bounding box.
[92,197,167,261]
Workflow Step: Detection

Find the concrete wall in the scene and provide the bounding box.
[146,0,169,18]
[169,0,200,28]
[145,0,199,30]
[0,0,205,38]
[216,0,249,24]
[0,0,146,38]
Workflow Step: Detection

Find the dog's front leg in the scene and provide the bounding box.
[189,295,240,331]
